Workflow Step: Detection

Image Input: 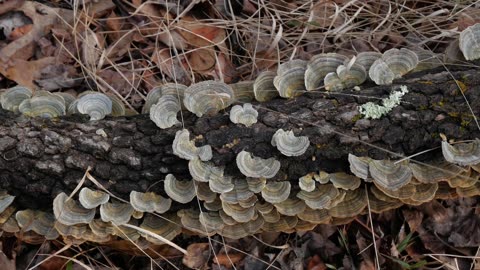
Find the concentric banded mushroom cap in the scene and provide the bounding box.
[199,211,225,231]
[274,59,307,98]
[229,103,258,127]
[220,178,254,204]
[142,83,186,114]
[16,210,59,240]
[261,181,291,204]
[53,192,95,225]
[409,161,464,184]
[447,168,477,188]
[77,92,112,120]
[297,207,331,224]
[194,181,217,203]
[1,86,33,112]
[324,60,367,91]
[130,191,172,214]
[183,80,235,117]
[459,23,480,61]
[355,51,382,71]
[348,154,371,180]
[219,215,264,239]
[382,48,419,78]
[178,209,216,236]
[274,198,306,216]
[142,86,163,114]
[327,189,367,218]
[441,138,480,166]
[296,184,339,209]
[236,150,280,179]
[369,159,412,191]
[409,183,438,203]
[305,53,348,91]
[55,222,87,239]
[19,91,66,118]
[253,71,278,102]
[140,213,182,244]
[89,219,114,237]
[188,158,234,193]
[149,95,181,129]
[222,201,256,223]
[367,189,403,213]
[369,59,395,85]
[246,177,266,193]
[100,201,134,225]
[78,187,109,209]
[230,81,255,102]
[328,172,362,190]
[164,174,196,204]
[0,191,14,213]
[106,93,126,117]
[172,129,212,161]
[372,182,415,200]
[262,216,298,232]
[271,129,310,157]
[299,173,316,192]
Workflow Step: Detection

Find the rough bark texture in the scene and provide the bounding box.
[1,66,480,211]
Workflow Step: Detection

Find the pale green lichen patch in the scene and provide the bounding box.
[358,85,408,119]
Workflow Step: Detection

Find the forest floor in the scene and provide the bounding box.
[0,0,480,269]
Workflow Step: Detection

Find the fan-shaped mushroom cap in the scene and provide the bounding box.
[236,150,280,179]
[183,80,235,117]
[253,71,278,102]
[229,103,258,127]
[222,201,256,223]
[89,219,114,238]
[262,216,298,232]
[130,191,172,214]
[1,86,32,112]
[204,196,223,211]
[324,60,367,91]
[142,86,162,114]
[55,222,87,239]
[219,209,237,225]
[348,154,371,180]
[274,59,307,98]
[113,222,141,241]
[409,183,438,203]
[369,48,418,85]
[369,159,412,191]
[271,129,310,157]
[441,138,480,166]
[411,48,443,71]
[459,23,480,61]
[78,187,109,209]
[164,174,196,204]
[2,216,19,233]
[150,95,182,129]
[172,129,212,161]
[297,207,331,224]
[457,182,480,197]
[16,210,59,240]
[77,92,112,120]
[219,216,264,239]
[220,178,254,204]
[178,209,216,236]
[19,91,66,118]
[447,168,477,188]
[305,53,348,91]
[230,81,255,102]
[328,172,362,190]
[194,181,217,203]
[369,59,395,85]
[372,182,415,200]
[56,92,76,109]
[0,206,15,224]
[246,177,266,193]
[328,189,367,218]
[435,182,458,199]
[100,201,134,225]
[261,181,291,204]
[274,198,306,216]
[199,211,225,232]
[140,213,182,244]
[255,202,281,223]
[188,158,234,193]
[299,173,316,192]
[105,93,125,117]
[355,51,382,71]
[53,192,95,225]
[410,161,464,184]
[143,83,187,114]
[0,191,14,213]
[296,184,340,209]
[367,189,403,213]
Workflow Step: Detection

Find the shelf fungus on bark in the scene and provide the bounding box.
[18,90,66,118]
[194,181,217,203]
[246,177,266,193]
[262,215,298,233]
[348,154,371,181]
[172,129,212,161]
[253,71,278,102]
[271,129,310,157]
[140,213,182,244]
[323,57,367,91]
[0,191,14,213]
[219,215,264,239]
[230,81,255,103]
[327,188,367,218]
[99,200,134,225]
[220,178,254,204]
[297,207,331,224]
[409,161,464,184]
[354,51,382,72]
[299,173,316,192]
[368,159,413,191]
[369,48,418,85]
[236,150,280,178]
[53,192,96,226]
[142,83,186,114]
[327,172,362,190]
[150,94,182,129]
[296,184,341,210]
[274,59,307,98]
[221,201,256,223]
[129,191,172,214]
[305,53,348,91]
[441,138,480,166]
[459,22,480,61]
[164,174,196,204]
[78,187,110,209]
[274,198,306,216]
[0,86,32,113]
[183,80,235,117]
[261,181,291,204]
[178,209,216,236]
[76,92,113,121]
[15,210,59,240]
[229,103,258,127]
[188,158,233,193]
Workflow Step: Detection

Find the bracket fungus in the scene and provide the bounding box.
[369,48,418,85]
[236,150,280,179]
[76,92,113,121]
[229,103,258,127]
[164,174,196,204]
[99,201,134,225]
[271,129,310,157]
[441,138,480,166]
[150,94,182,129]
[130,191,172,214]
[299,174,316,192]
[78,187,109,209]
[183,80,235,117]
[274,59,307,98]
[140,213,182,244]
[142,83,186,114]
[261,181,291,204]
[369,159,412,191]
[53,192,95,226]
[172,129,212,161]
[1,86,32,113]
[221,201,256,223]
[253,71,278,102]
[16,210,59,240]
[297,184,341,209]
[327,189,367,218]
[18,91,66,118]
[0,191,14,213]
[188,158,234,193]
[305,53,348,91]
[323,58,367,91]
[459,23,480,61]
[274,198,306,216]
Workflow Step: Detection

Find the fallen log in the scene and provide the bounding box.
[0,65,479,242]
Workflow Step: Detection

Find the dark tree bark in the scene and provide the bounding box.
[1,66,480,211]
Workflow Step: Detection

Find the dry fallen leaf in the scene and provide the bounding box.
[213,252,245,268]
[151,48,192,85]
